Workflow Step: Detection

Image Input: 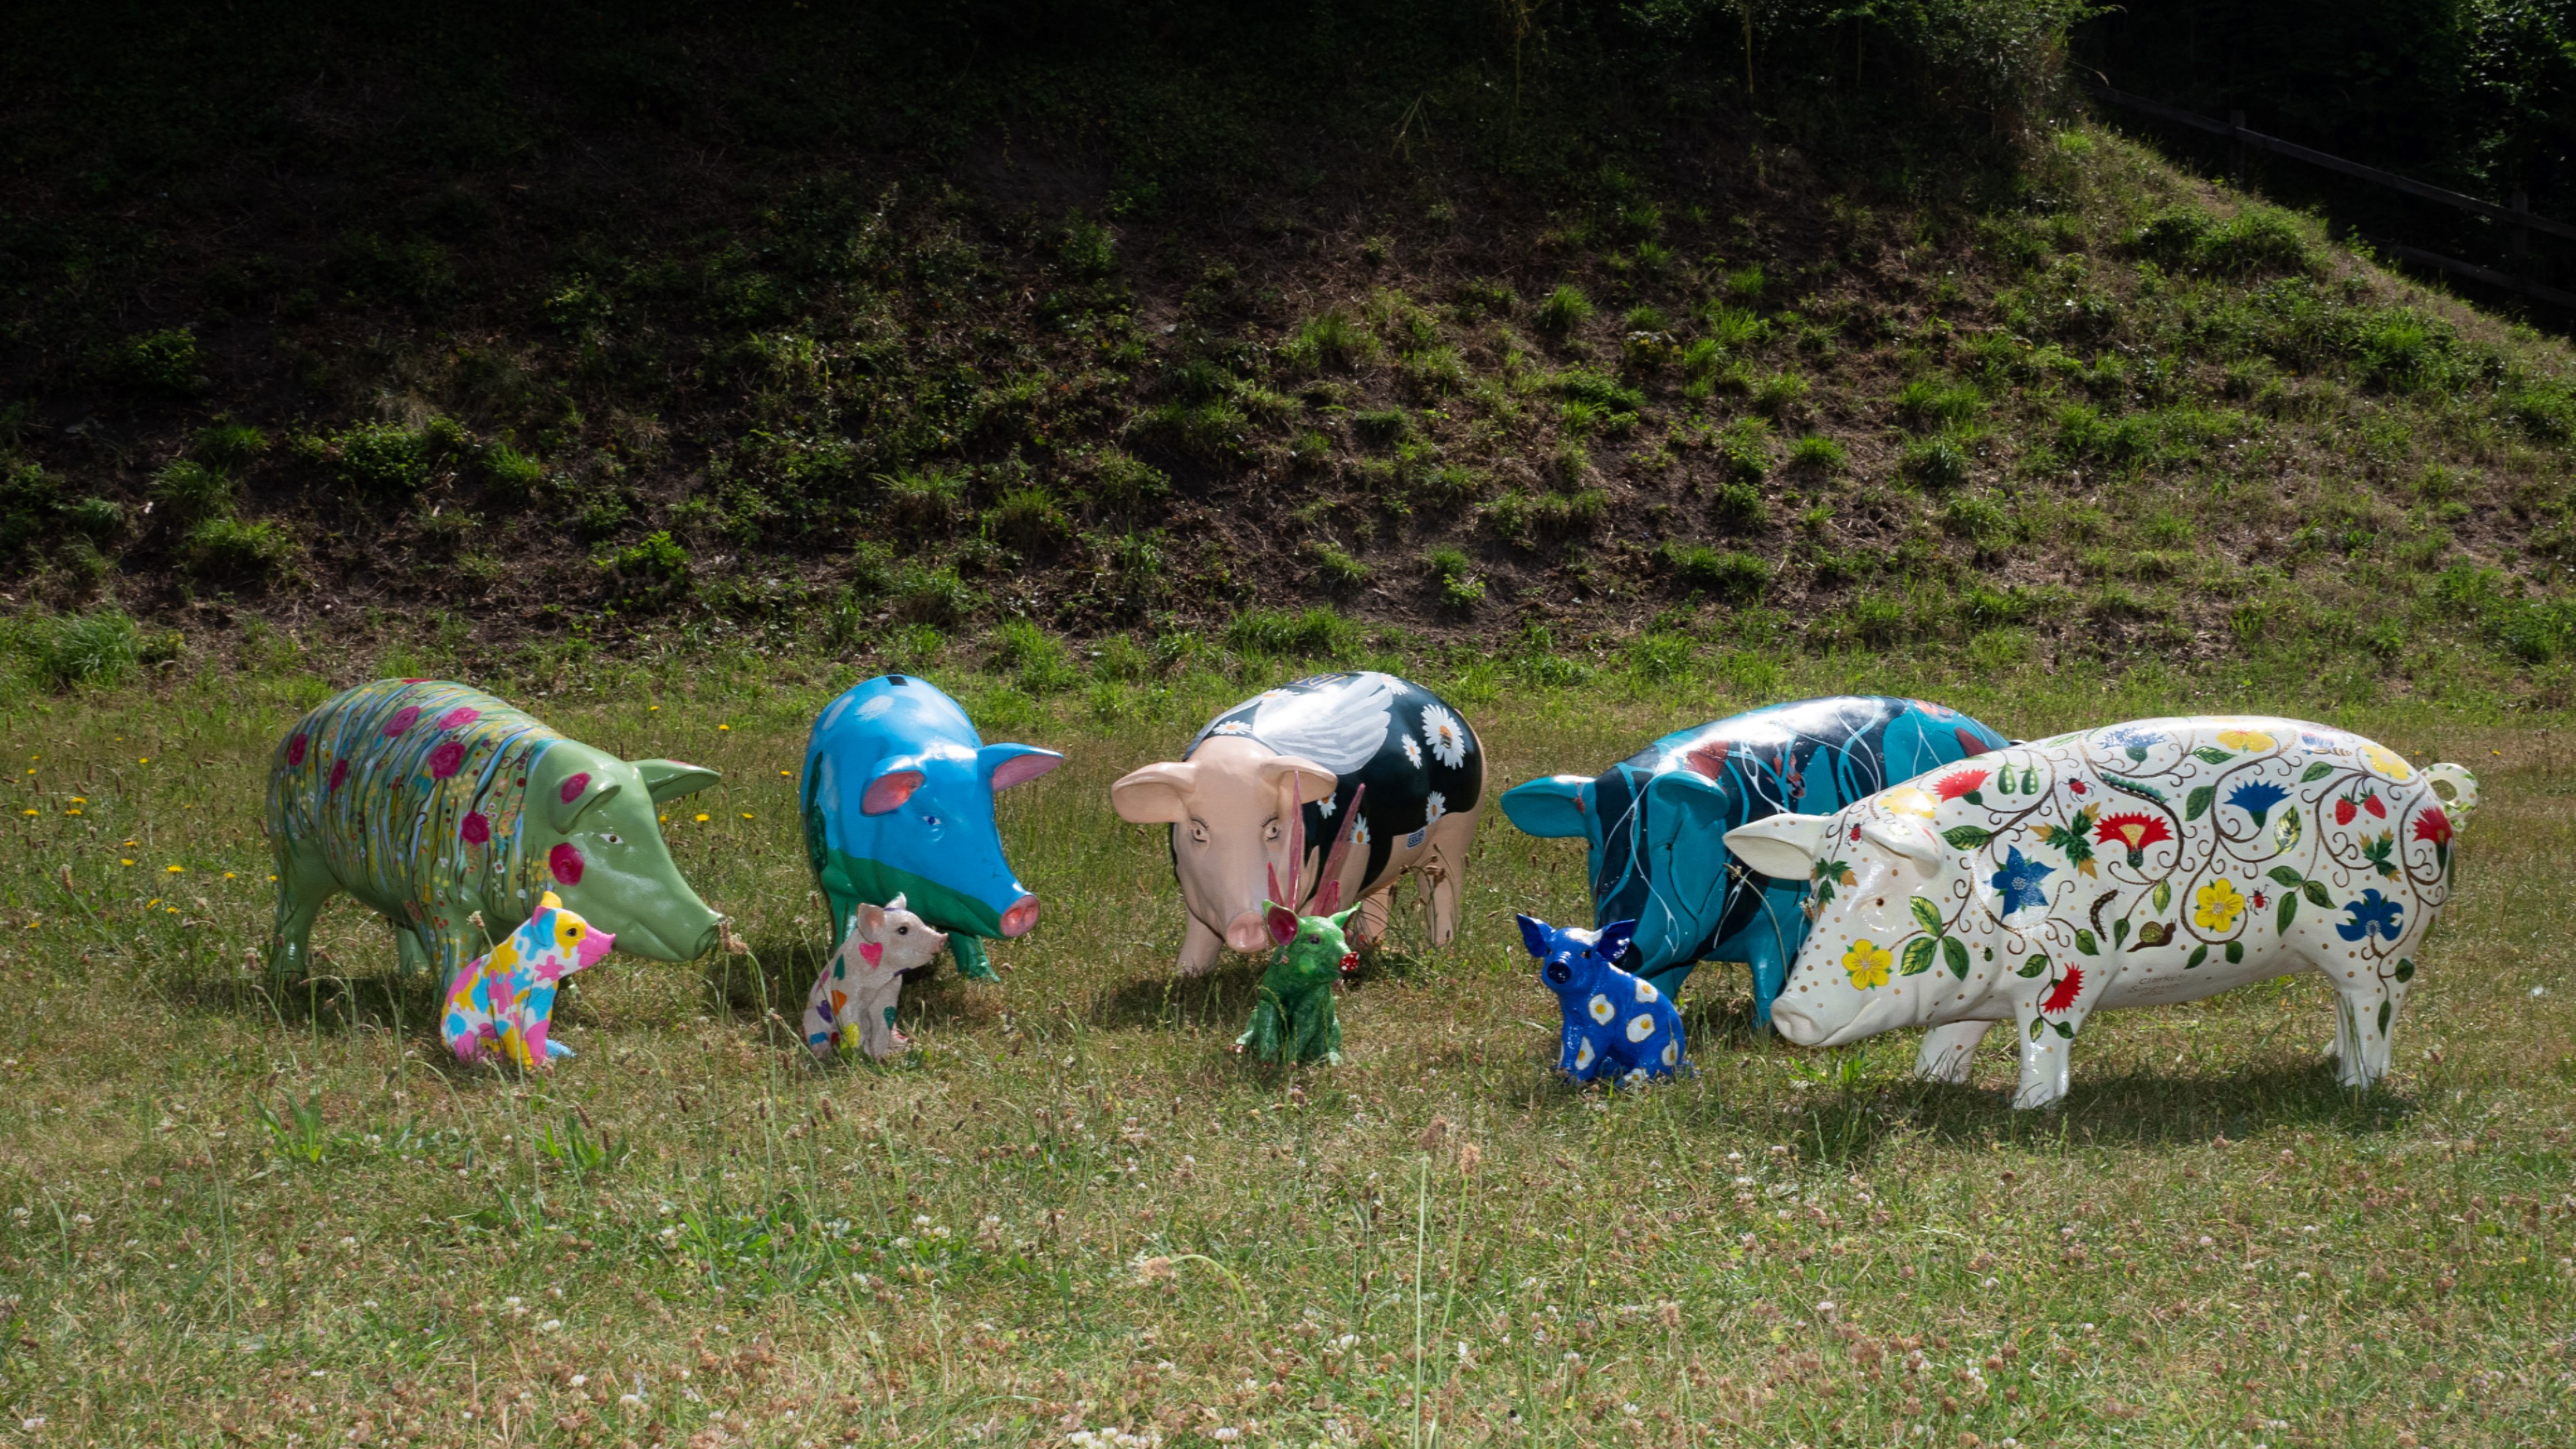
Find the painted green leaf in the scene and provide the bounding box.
[2300,762,2335,783]
[2029,1017,2045,1041]
[1943,936,1971,979]
[2301,880,2333,909]
[2377,999,2392,1034]
[2073,928,2099,956]
[2185,785,2215,822]
[2274,806,2302,852]
[2150,879,2173,913]
[2267,866,2306,888]
[2051,1019,2076,1039]
[1996,770,2015,796]
[1942,825,1996,850]
[2185,944,2209,969]
[2021,766,2039,794]
[2017,954,2050,978]
[2192,747,2234,765]
[1899,938,1938,976]
[2394,958,2415,982]
[2225,939,2245,964]
[2278,893,2298,934]
[1909,897,1945,936]
[2112,917,2130,947]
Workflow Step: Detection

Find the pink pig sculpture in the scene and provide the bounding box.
[441,891,614,1068]
[802,894,950,1061]
[1725,717,2478,1109]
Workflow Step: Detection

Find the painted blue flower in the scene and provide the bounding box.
[1987,846,2055,916]
[2100,726,2166,750]
[2336,889,2405,943]
[2228,781,2289,827]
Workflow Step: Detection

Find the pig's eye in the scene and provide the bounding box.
[602,834,622,846]
[1874,897,1886,907]
[1189,821,1209,843]
[896,925,909,935]
[1264,820,1281,842]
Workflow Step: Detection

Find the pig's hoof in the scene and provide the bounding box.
[546,1040,575,1060]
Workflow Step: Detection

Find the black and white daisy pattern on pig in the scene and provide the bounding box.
[1186,672,1482,887]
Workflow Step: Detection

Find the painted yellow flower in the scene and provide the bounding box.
[1882,786,1938,819]
[2361,744,2414,781]
[2193,877,2246,933]
[1842,939,1894,990]
[2214,728,2275,752]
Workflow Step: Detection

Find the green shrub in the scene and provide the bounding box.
[1787,434,1848,473]
[1129,399,1247,462]
[1053,213,1117,280]
[1623,305,1670,332]
[1554,369,1645,416]
[19,610,140,690]
[1718,417,1772,484]
[1752,372,1810,417]
[890,561,978,624]
[1226,606,1358,659]
[2053,404,2151,466]
[988,487,1068,550]
[1695,303,1769,351]
[329,423,430,495]
[150,460,236,524]
[1710,479,1766,528]
[1902,435,1972,489]
[2131,205,2317,276]
[1723,264,1766,302]
[1352,409,1411,446]
[481,441,546,502]
[1422,465,1486,510]
[1284,309,1377,372]
[883,467,965,531]
[1455,277,1518,317]
[1535,284,1594,333]
[1164,358,1233,403]
[115,329,205,394]
[1895,378,1985,430]
[191,422,269,470]
[605,530,688,582]
[1661,543,1770,601]
[1942,492,2018,553]
[1085,450,1169,510]
[1402,346,1467,396]
[1302,539,1371,590]
[2503,379,2575,441]
[183,515,295,580]
[63,496,122,541]
[990,619,1079,693]
[1626,631,1695,680]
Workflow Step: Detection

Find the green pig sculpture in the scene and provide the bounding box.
[264,680,726,988]
[1235,781,1368,1066]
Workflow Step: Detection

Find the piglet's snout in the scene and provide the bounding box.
[577,929,617,969]
[998,895,1041,938]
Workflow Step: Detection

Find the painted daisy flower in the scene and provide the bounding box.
[1841,939,1893,990]
[1425,791,1446,825]
[1316,792,1337,817]
[1212,719,1253,736]
[2192,878,2246,933]
[1420,704,1467,768]
[1351,817,1372,846]
[1402,734,1423,769]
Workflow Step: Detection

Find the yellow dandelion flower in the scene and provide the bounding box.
[739,812,754,820]
[1841,939,1894,990]
[2193,878,2246,933]
[18,809,33,817]
[718,724,731,731]
[120,858,135,866]
[165,864,183,874]
[64,809,81,817]
[695,813,710,823]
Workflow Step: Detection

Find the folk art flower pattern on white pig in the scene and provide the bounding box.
[1737,718,2479,1109]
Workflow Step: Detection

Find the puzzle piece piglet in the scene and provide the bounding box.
[442,891,614,1068]
[803,894,949,1061]
[1518,913,1686,1086]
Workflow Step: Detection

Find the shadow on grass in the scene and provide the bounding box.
[156,959,447,1041]
[1089,958,1268,1033]
[1762,1058,2420,1169]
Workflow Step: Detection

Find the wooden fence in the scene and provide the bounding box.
[2090,84,2576,311]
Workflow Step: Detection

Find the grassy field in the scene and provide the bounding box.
[3,650,2573,1449]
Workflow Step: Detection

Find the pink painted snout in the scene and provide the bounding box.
[998,895,1041,938]
[1225,913,1272,953]
[576,928,616,970]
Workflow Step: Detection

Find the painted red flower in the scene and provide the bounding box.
[428,741,466,779]
[549,842,584,885]
[383,705,421,737]
[2093,812,2171,851]
[1933,768,1991,801]
[2413,808,2453,846]
[286,734,308,766]
[460,812,491,845]
[435,707,481,730]
[559,772,591,805]
[328,758,350,791]
[2040,964,2086,1015]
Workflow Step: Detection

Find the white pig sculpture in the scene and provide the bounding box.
[1724,718,2478,1109]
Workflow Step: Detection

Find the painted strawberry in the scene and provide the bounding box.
[2334,796,2357,826]
[2362,790,2386,820]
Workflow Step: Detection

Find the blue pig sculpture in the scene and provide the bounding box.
[1499,695,2009,1026]
[1518,913,1686,1085]
[799,675,1063,980]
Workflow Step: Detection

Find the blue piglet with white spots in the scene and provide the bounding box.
[1518,913,1687,1086]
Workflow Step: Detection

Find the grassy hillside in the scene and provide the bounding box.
[7,2,2574,708]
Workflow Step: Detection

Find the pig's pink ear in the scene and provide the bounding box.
[855,903,887,938]
[980,743,1063,791]
[1265,903,1301,946]
[861,766,926,815]
[1109,761,1195,823]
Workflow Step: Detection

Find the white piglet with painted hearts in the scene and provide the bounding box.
[802,895,950,1062]
[1724,718,2478,1109]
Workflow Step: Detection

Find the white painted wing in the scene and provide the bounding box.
[1250,673,1398,774]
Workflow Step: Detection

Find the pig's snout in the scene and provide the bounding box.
[998,895,1041,938]
[578,929,617,969]
[680,920,720,960]
[1225,913,1272,953]
[1769,999,1825,1046]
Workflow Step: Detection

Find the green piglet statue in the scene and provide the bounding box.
[1236,784,1367,1066]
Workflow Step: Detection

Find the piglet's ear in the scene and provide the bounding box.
[1515,913,1553,959]
[632,759,721,803]
[1860,816,1947,876]
[855,903,887,938]
[980,742,1064,791]
[1265,903,1301,946]
[861,761,927,815]
[1593,918,1638,965]
[1723,812,1833,882]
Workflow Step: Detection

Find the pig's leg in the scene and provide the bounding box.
[1351,886,1393,949]
[1179,915,1225,976]
[1914,1021,1996,1085]
[856,973,908,1059]
[948,935,998,982]
[1420,811,1475,947]
[1236,989,1285,1061]
[395,925,434,979]
[266,842,338,985]
[2326,960,2411,1090]
[2008,1000,2076,1109]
